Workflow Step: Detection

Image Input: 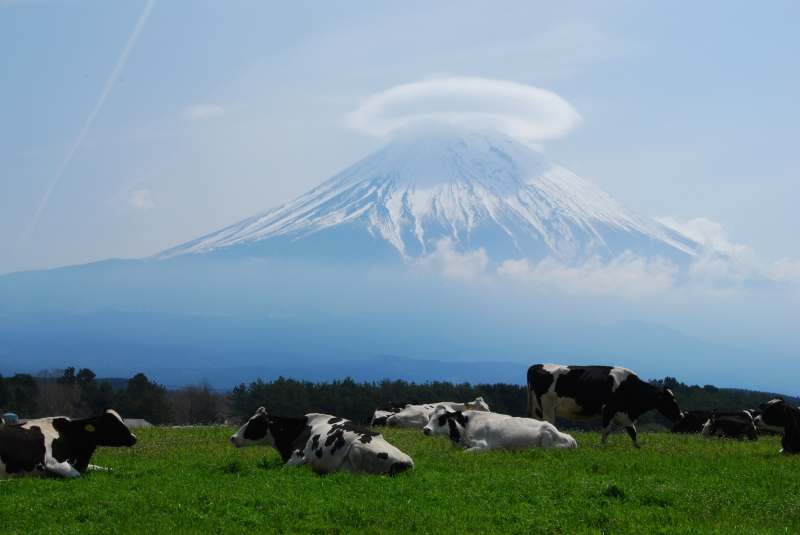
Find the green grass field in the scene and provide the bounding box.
[2,426,799,534]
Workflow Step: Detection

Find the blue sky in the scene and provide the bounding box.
[2,0,799,279]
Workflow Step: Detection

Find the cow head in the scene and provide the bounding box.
[754,398,789,431]
[386,405,435,428]
[230,407,273,448]
[702,409,721,438]
[422,405,467,444]
[88,409,138,447]
[656,388,683,423]
[465,397,490,412]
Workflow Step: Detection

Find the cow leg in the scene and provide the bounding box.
[540,394,558,425]
[45,457,80,478]
[624,425,640,448]
[601,410,615,445]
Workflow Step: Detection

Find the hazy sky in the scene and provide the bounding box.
[2,0,799,276]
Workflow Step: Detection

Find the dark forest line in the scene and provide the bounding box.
[1,367,797,430]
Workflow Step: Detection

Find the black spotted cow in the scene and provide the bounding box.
[363,400,418,427]
[671,410,713,434]
[701,410,758,441]
[754,398,800,454]
[423,406,577,452]
[231,407,414,475]
[0,409,138,479]
[386,398,490,428]
[526,364,683,448]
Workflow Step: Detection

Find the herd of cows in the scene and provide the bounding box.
[0,364,798,478]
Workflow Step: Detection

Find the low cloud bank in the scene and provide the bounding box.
[416,237,490,282]
[417,217,799,296]
[498,253,678,296]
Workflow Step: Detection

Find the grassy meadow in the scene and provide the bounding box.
[2,426,799,534]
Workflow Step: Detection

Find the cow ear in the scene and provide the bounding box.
[256,407,266,415]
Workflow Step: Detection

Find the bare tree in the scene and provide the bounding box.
[171,378,226,425]
[34,369,80,417]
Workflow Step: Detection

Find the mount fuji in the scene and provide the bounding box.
[150,127,699,266]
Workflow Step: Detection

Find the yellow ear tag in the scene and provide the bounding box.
[465,404,473,410]
[85,424,96,432]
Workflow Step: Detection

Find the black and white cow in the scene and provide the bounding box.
[753,398,800,454]
[671,410,713,434]
[386,398,491,428]
[230,407,414,475]
[526,364,683,448]
[423,406,577,452]
[0,409,138,479]
[701,410,758,441]
[363,400,418,427]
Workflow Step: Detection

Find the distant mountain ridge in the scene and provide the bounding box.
[151,127,700,265]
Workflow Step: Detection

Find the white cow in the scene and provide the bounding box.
[231,408,414,475]
[422,405,577,452]
[386,397,490,428]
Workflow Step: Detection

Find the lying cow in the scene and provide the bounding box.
[754,398,800,454]
[526,364,682,448]
[670,410,713,434]
[363,400,418,427]
[0,409,138,479]
[231,407,414,475]
[701,410,758,441]
[422,406,577,452]
[386,398,490,428]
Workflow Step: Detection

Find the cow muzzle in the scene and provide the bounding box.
[230,435,242,448]
[423,427,433,436]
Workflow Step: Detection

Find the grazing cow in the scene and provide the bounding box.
[671,410,713,434]
[701,410,758,441]
[422,406,576,452]
[230,407,414,475]
[526,364,682,448]
[754,398,800,454]
[363,400,419,427]
[0,409,138,479]
[386,398,491,428]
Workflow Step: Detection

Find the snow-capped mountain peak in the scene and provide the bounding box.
[151,127,699,265]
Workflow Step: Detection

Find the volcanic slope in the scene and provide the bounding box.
[152,127,699,266]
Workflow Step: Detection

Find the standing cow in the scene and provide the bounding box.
[0,409,138,479]
[231,407,414,475]
[526,364,682,448]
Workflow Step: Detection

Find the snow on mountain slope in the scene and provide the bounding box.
[151,127,699,265]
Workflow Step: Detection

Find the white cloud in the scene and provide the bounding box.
[416,237,490,282]
[762,258,800,285]
[657,216,759,283]
[128,189,156,210]
[497,252,678,296]
[347,77,582,145]
[184,105,224,120]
